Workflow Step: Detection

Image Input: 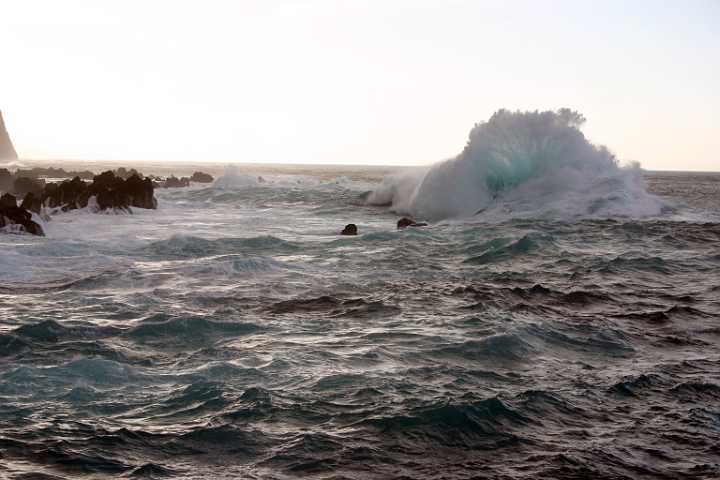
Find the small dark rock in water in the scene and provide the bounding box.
[163,176,191,188]
[341,224,358,235]
[0,193,44,235]
[397,217,428,229]
[190,171,214,183]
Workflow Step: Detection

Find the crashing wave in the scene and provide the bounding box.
[213,165,260,189]
[368,109,666,221]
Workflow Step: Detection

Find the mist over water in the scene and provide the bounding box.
[369,109,666,221]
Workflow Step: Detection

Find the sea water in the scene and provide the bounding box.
[1,114,719,478]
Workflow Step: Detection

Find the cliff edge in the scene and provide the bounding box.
[0,110,18,160]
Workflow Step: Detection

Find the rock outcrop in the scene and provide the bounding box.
[0,110,18,160]
[190,171,214,183]
[39,171,157,212]
[21,192,42,214]
[0,193,44,235]
[162,176,191,188]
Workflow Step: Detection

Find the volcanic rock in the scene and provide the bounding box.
[397,217,428,229]
[190,171,214,183]
[163,176,190,188]
[341,224,358,235]
[0,193,44,235]
[21,192,42,214]
[37,171,157,212]
[0,192,17,208]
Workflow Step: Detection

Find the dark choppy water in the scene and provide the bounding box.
[1,168,719,479]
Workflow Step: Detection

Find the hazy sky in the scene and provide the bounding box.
[1,0,718,170]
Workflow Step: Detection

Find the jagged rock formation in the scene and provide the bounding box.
[0,193,44,235]
[39,171,157,212]
[0,110,18,160]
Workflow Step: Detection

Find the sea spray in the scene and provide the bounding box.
[368,109,665,220]
[213,165,260,189]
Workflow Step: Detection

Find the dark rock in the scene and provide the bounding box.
[341,224,358,235]
[0,197,44,236]
[89,171,127,211]
[163,175,190,188]
[0,193,17,208]
[88,171,156,211]
[38,171,156,213]
[397,217,428,229]
[13,176,45,197]
[190,171,214,183]
[21,192,42,214]
[0,110,17,160]
[124,174,157,209]
[43,176,89,210]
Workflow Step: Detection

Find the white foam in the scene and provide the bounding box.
[368,109,667,221]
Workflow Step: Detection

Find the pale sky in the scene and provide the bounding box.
[1,0,718,170]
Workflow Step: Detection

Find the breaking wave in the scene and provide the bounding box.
[368,109,666,220]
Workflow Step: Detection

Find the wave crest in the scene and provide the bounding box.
[368,109,665,221]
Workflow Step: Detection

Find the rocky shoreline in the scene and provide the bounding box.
[0,167,215,236]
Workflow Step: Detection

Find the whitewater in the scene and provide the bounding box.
[1,110,719,479]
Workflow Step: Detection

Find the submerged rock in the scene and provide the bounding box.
[341,224,358,235]
[0,193,44,235]
[397,217,428,229]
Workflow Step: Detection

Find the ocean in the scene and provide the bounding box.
[0,162,718,479]
[1,111,720,479]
